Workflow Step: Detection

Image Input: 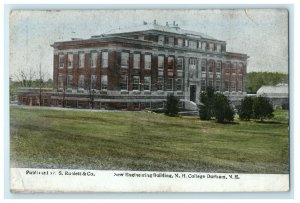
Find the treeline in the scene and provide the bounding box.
[10,79,53,101]
[246,72,288,94]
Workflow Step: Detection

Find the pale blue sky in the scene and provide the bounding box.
[9,9,288,80]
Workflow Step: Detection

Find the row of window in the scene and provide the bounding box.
[200,79,243,92]
[155,35,224,52]
[59,52,244,74]
[59,75,184,92]
[59,52,109,69]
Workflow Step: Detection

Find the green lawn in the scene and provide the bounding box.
[10,106,289,173]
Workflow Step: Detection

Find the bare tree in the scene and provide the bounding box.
[38,63,48,106]
[14,68,36,87]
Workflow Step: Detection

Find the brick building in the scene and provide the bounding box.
[19,21,249,110]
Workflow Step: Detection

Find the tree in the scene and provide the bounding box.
[246,72,288,94]
[253,96,274,121]
[165,94,179,116]
[198,86,214,120]
[214,93,234,123]
[238,96,254,121]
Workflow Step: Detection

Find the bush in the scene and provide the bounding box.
[253,96,274,121]
[214,93,234,123]
[198,87,214,120]
[198,87,234,123]
[165,94,179,116]
[238,96,254,121]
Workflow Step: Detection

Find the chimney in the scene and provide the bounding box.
[173,21,175,26]
[154,19,156,25]
[166,22,169,26]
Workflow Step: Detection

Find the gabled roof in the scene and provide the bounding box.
[257,83,288,98]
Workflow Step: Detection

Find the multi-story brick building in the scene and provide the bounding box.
[19,21,249,110]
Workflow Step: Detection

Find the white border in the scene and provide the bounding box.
[1,0,298,202]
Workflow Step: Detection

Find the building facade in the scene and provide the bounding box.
[19,21,249,110]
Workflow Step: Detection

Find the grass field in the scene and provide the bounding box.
[10,106,289,173]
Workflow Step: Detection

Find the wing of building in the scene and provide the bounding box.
[19,21,249,110]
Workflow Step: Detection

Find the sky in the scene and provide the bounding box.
[9,9,288,80]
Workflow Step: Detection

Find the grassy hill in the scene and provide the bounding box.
[10,106,289,173]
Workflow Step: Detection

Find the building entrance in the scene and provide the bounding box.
[190,85,196,102]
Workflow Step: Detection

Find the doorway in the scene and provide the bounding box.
[190,85,196,102]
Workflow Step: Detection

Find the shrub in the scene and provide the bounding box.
[253,96,274,121]
[214,93,234,123]
[165,94,179,116]
[198,87,215,120]
[238,96,254,121]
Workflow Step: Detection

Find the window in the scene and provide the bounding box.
[168,57,174,70]
[224,80,229,91]
[59,55,64,68]
[101,52,108,68]
[208,79,213,87]
[68,54,73,69]
[121,52,129,68]
[91,75,96,89]
[231,81,236,91]
[101,75,108,90]
[216,62,221,73]
[238,80,243,91]
[158,56,164,69]
[231,63,236,74]
[91,52,97,68]
[145,54,151,69]
[189,58,197,78]
[144,76,151,91]
[189,40,197,49]
[198,41,201,49]
[120,75,128,90]
[217,44,221,52]
[238,63,243,75]
[133,54,140,69]
[202,42,207,50]
[167,78,173,91]
[158,36,164,45]
[208,61,213,73]
[78,75,85,89]
[226,63,230,74]
[79,53,85,68]
[201,79,206,91]
[189,58,197,66]
[176,79,183,91]
[168,37,174,46]
[67,75,73,89]
[177,57,183,70]
[157,77,164,91]
[132,76,140,90]
[215,80,221,91]
[201,60,206,72]
[209,43,214,51]
[177,38,183,47]
[184,39,189,47]
[58,74,64,89]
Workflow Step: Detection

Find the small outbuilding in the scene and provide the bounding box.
[256,83,288,109]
